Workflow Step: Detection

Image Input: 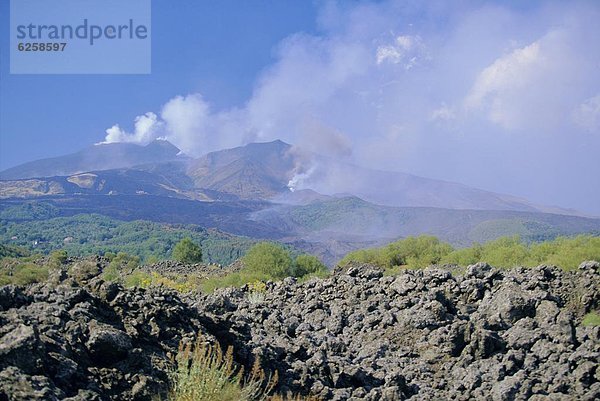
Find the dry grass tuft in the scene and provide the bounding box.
[169,337,277,401]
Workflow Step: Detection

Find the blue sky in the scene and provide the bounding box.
[1,0,600,214]
[0,0,317,167]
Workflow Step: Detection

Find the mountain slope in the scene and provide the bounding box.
[0,140,183,180]
[251,196,600,246]
[0,139,585,215]
[188,141,581,215]
[187,140,295,199]
[0,165,202,200]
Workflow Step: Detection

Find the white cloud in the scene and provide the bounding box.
[573,94,600,133]
[160,94,210,155]
[100,112,162,145]
[464,41,542,129]
[101,1,600,213]
[376,35,426,70]
[430,103,456,122]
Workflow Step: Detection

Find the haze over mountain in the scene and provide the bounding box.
[1,139,599,264]
[0,139,585,217]
[0,140,183,180]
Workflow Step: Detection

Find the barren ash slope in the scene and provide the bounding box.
[0,258,598,400]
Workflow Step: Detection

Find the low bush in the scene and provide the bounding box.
[582,311,600,327]
[200,242,329,293]
[340,234,600,271]
[292,255,327,277]
[123,270,152,288]
[200,270,264,294]
[49,250,68,265]
[123,270,199,292]
[103,252,140,283]
[339,235,453,269]
[11,263,49,285]
[168,337,319,401]
[243,242,293,280]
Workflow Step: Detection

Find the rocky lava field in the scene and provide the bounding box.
[0,259,598,400]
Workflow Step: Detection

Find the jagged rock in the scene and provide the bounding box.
[0,285,31,312]
[85,321,132,364]
[478,281,537,329]
[579,260,600,273]
[1,260,599,400]
[0,367,65,401]
[466,262,497,279]
[141,260,238,278]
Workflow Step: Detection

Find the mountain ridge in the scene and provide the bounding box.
[0,139,588,216]
[0,140,183,180]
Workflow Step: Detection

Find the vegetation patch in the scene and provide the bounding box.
[173,238,203,264]
[169,336,319,401]
[169,337,276,401]
[340,234,600,271]
[582,312,600,327]
[201,242,328,293]
[0,213,256,265]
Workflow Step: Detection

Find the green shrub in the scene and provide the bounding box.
[100,252,139,283]
[340,234,600,271]
[445,235,600,271]
[472,236,528,268]
[296,269,330,283]
[110,252,140,270]
[102,264,120,283]
[49,249,68,265]
[442,243,483,266]
[243,242,293,280]
[47,249,68,269]
[527,236,600,271]
[12,263,49,285]
[0,273,10,286]
[172,238,203,264]
[122,270,198,292]
[201,249,329,293]
[339,235,453,269]
[293,254,327,277]
[200,271,265,294]
[582,311,600,327]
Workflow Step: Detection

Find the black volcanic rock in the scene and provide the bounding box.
[1,259,599,400]
[194,263,600,400]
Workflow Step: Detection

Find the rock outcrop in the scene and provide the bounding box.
[0,261,599,400]
[0,276,205,400]
[140,260,242,277]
